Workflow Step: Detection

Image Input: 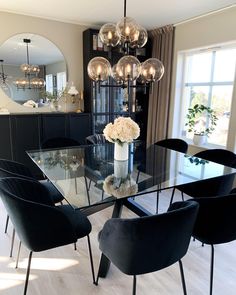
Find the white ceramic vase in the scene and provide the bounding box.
[114,142,129,161]
[193,134,207,146]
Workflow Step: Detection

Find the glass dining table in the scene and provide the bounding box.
[27,142,236,278]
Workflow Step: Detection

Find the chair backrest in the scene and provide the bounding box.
[86,134,106,145]
[155,138,188,153]
[194,149,236,168]
[0,159,33,179]
[41,137,79,149]
[0,177,77,252]
[191,194,236,245]
[99,200,198,275]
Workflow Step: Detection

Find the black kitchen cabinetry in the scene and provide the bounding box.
[0,113,91,178]
[83,28,151,140]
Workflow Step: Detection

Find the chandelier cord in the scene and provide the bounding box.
[124,0,127,18]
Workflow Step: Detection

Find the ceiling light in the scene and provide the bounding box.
[14,39,45,90]
[87,0,164,94]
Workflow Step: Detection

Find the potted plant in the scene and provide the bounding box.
[185,104,218,145]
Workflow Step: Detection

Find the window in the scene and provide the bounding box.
[57,72,66,92]
[45,74,53,94]
[178,45,236,147]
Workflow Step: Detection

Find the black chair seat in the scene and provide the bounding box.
[57,205,91,239]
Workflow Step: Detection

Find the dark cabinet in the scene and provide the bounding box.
[11,114,41,176]
[0,113,91,178]
[41,114,68,143]
[83,28,151,140]
[0,115,13,160]
[68,113,91,144]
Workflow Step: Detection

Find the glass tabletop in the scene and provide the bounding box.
[27,143,235,209]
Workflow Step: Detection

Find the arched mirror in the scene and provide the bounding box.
[0,33,67,108]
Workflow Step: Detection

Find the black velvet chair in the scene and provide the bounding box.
[0,177,95,295]
[190,194,236,295]
[86,134,106,145]
[155,138,188,153]
[0,159,64,257]
[41,136,79,149]
[96,200,199,295]
[170,149,236,205]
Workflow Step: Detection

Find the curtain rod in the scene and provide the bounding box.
[174,4,235,27]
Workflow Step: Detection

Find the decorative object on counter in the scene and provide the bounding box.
[23,100,38,108]
[185,104,218,146]
[0,107,10,114]
[68,82,79,103]
[87,0,164,94]
[103,117,140,161]
[14,39,45,90]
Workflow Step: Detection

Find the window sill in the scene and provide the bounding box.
[182,137,226,155]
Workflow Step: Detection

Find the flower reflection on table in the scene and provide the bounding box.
[103,160,138,198]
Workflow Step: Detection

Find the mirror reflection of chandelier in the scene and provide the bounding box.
[14,39,45,90]
[87,0,164,94]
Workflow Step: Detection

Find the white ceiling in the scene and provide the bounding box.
[0,0,235,29]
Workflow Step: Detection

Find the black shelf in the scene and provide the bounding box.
[83,28,151,140]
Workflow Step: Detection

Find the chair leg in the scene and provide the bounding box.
[15,241,22,268]
[136,171,140,183]
[87,235,96,284]
[4,214,9,233]
[179,260,187,295]
[210,245,214,295]
[84,177,91,206]
[10,228,15,257]
[132,275,137,295]
[169,187,176,206]
[88,179,92,190]
[156,190,160,213]
[181,191,185,201]
[24,251,33,295]
[74,242,77,251]
[75,177,78,194]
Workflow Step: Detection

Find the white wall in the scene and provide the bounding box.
[0,11,88,113]
[169,7,236,153]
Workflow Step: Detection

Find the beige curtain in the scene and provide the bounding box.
[146,25,175,147]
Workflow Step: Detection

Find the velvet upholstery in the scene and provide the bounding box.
[0,177,91,252]
[175,149,236,200]
[155,138,188,153]
[98,200,198,276]
[86,134,106,145]
[41,137,79,149]
[191,194,236,245]
[0,158,63,204]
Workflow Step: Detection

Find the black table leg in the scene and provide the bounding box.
[96,199,123,280]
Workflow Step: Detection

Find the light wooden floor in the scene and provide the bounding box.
[1,189,236,295]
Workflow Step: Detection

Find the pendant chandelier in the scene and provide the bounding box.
[0,59,8,87]
[87,0,164,94]
[14,39,45,90]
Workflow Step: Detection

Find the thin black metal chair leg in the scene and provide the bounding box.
[210,245,214,295]
[24,251,33,295]
[84,176,91,206]
[102,190,104,201]
[15,241,22,268]
[87,235,96,284]
[181,191,185,201]
[88,179,92,190]
[136,171,140,183]
[10,228,15,257]
[4,214,9,233]
[132,275,137,295]
[156,190,159,213]
[169,187,176,206]
[179,260,187,295]
[75,177,78,194]
[74,242,77,251]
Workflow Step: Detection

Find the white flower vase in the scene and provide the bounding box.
[114,160,128,178]
[193,134,207,146]
[114,142,129,161]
